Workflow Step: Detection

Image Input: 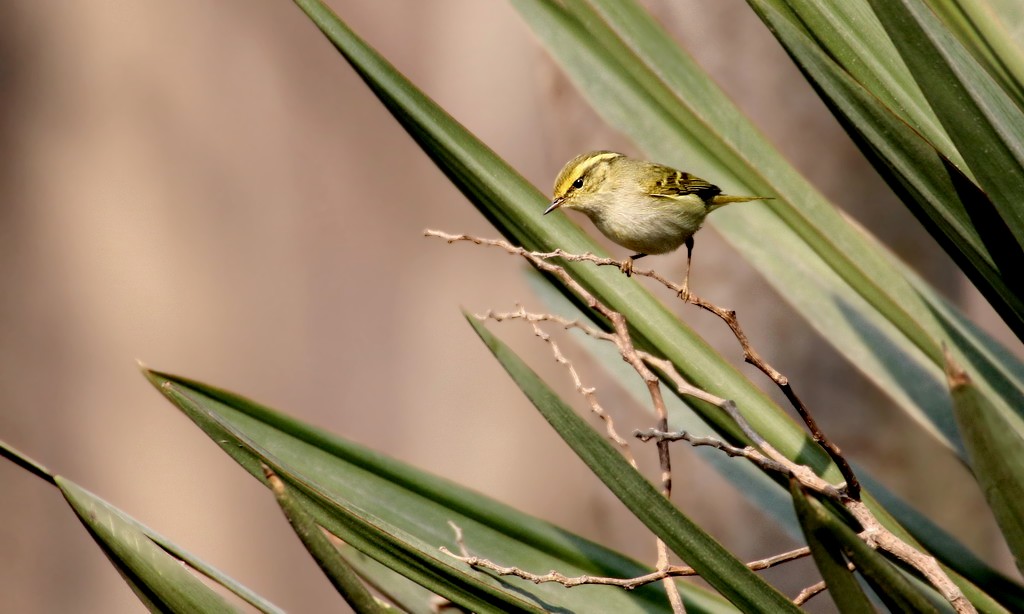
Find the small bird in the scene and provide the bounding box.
[544,151,769,298]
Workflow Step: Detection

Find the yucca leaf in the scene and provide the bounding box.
[145,368,733,613]
[264,467,389,613]
[925,0,1024,105]
[789,480,875,613]
[860,470,1024,612]
[465,314,798,613]
[0,441,282,614]
[790,481,942,613]
[868,0,1024,257]
[947,353,1024,575]
[58,479,242,614]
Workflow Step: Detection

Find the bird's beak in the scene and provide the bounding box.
[543,198,564,215]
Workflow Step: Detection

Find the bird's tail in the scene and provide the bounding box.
[708,194,772,211]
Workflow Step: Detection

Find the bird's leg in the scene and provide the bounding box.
[622,253,646,277]
[678,237,694,301]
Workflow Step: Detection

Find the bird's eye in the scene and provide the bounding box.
[572,177,584,190]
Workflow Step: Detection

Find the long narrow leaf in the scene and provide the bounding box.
[465,314,799,613]
[145,368,730,613]
[946,353,1024,574]
[264,467,389,613]
[925,0,1024,104]
[868,0,1024,256]
[790,482,940,613]
[0,441,283,614]
[58,479,241,614]
[789,480,875,613]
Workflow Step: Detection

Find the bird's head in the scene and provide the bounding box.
[544,151,624,215]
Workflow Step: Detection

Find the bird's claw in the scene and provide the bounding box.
[677,283,691,302]
[619,259,634,277]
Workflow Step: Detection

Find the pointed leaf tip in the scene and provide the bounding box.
[942,344,971,389]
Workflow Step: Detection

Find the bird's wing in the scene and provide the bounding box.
[645,164,722,202]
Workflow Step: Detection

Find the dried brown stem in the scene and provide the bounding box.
[684,295,859,499]
[439,544,812,591]
[428,231,674,501]
[793,580,827,606]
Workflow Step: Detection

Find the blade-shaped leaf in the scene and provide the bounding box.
[868,0,1024,255]
[790,481,941,613]
[264,467,389,613]
[57,478,241,614]
[789,480,874,613]
[946,353,1024,575]
[0,440,283,614]
[746,0,1024,354]
[859,469,1024,612]
[925,0,1024,105]
[464,313,800,613]
[145,368,732,613]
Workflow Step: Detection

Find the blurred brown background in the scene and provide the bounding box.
[1,1,1017,612]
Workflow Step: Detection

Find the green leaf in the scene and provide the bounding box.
[789,480,875,613]
[790,481,941,613]
[145,368,733,613]
[333,543,440,614]
[264,467,389,613]
[0,440,283,614]
[57,478,241,614]
[525,271,802,541]
[747,0,1024,356]
[868,0,1024,257]
[946,353,1024,575]
[465,313,800,613]
[859,470,1024,612]
[925,0,1024,104]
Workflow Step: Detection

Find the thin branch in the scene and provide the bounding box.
[440,232,857,499]
[439,545,812,591]
[793,581,827,606]
[427,231,973,613]
[684,295,860,499]
[427,231,675,500]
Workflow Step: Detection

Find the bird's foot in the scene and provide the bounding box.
[619,258,634,277]
[677,283,691,302]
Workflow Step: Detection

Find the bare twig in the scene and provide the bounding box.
[793,580,827,606]
[480,307,637,468]
[683,295,860,500]
[442,233,857,499]
[439,544,812,591]
[426,231,973,613]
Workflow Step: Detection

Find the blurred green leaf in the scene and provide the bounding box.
[859,470,1024,612]
[868,0,1024,258]
[748,0,1024,359]
[926,0,1024,104]
[947,353,1024,575]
